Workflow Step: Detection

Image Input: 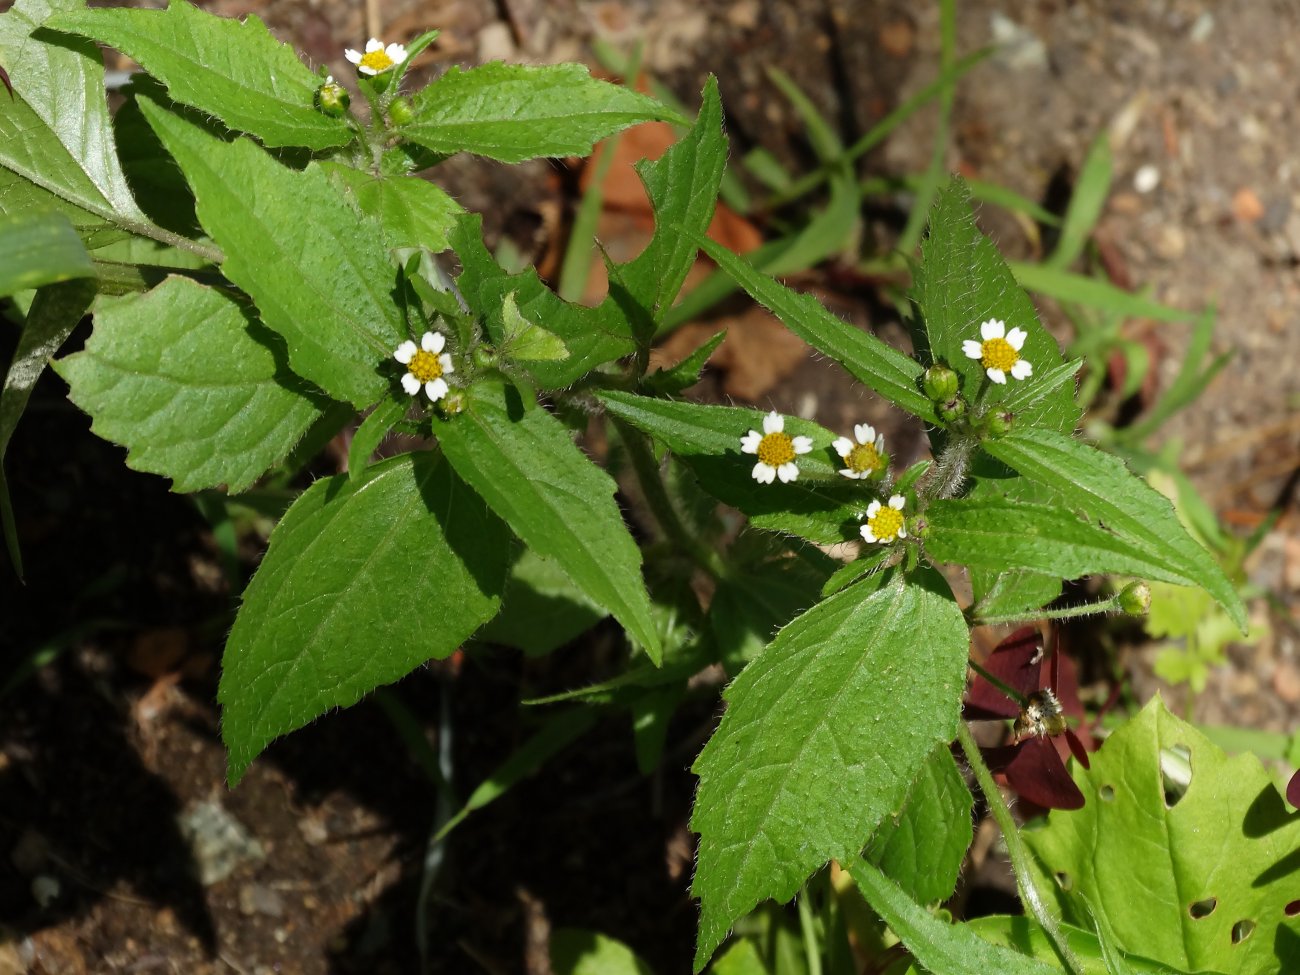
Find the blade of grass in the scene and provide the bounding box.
[558,43,646,302]
[1045,131,1112,269]
[896,0,958,256]
[1010,262,1201,323]
[765,48,991,209]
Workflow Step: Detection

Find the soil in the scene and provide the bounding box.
[4,0,1300,973]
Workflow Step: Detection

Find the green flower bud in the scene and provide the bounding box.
[471,345,498,370]
[983,410,1014,437]
[922,363,960,403]
[388,96,414,126]
[937,396,967,424]
[440,389,467,415]
[315,76,350,117]
[1118,581,1152,616]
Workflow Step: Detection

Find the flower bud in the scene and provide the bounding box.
[471,344,498,370]
[315,77,350,117]
[922,363,960,403]
[440,389,467,415]
[983,410,1014,437]
[388,96,414,126]
[937,396,967,424]
[1118,581,1151,616]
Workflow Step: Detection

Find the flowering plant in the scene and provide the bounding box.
[1,2,1295,973]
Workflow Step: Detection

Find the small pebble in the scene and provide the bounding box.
[1133,165,1160,194]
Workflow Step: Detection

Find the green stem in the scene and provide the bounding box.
[967,658,1026,707]
[614,418,724,579]
[956,722,1085,975]
[970,593,1125,627]
[117,218,223,264]
[917,433,976,503]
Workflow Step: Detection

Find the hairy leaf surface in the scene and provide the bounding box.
[432,382,661,662]
[55,277,326,493]
[405,62,678,163]
[691,569,968,969]
[140,98,404,407]
[48,0,351,149]
[221,452,509,783]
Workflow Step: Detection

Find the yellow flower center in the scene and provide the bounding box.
[846,442,883,475]
[981,337,1020,372]
[360,48,397,72]
[408,349,444,383]
[867,506,904,542]
[757,432,796,467]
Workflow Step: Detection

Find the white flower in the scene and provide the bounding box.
[860,494,907,544]
[740,411,813,484]
[961,318,1033,384]
[394,330,454,402]
[832,423,886,480]
[345,37,408,76]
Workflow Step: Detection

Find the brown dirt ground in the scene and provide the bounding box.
[4,0,1300,972]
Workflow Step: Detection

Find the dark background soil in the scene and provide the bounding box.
[4,0,1300,972]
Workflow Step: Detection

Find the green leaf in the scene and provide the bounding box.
[923,497,1214,588]
[139,97,405,407]
[1023,698,1300,975]
[710,542,835,673]
[691,569,969,970]
[847,859,1058,975]
[551,929,654,975]
[865,744,972,905]
[220,451,510,784]
[0,211,93,295]
[913,179,1079,433]
[431,381,661,662]
[597,390,862,545]
[1046,132,1111,269]
[0,167,128,250]
[904,917,1205,975]
[432,706,599,843]
[404,62,679,163]
[691,234,935,422]
[820,547,893,598]
[1010,263,1199,324]
[982,428,1245,631]
[499,292,569,361]
[476,547,609,656]
[0,278,94,577]
[451,215,634,388]
[710,939,768,975]
[645,330,725,395]
[0,0,146,222]
[614,77,725,325]
[54,277,327,493]
[347,397,406,482]
[322,163,462,253]
[46,0,352,150]
[970,568,1061,619]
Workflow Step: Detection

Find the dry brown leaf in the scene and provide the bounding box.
[652,306,807,400]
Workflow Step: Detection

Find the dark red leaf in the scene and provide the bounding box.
[965,626,1041,719]
[1064,728,1091,770]
[1287,770,1300,811]
[1003,737,1084,810]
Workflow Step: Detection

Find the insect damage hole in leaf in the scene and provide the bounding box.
[1160,743,1192,807]
[1188,897,1217,920]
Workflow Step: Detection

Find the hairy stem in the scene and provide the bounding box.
[956,722,1085,975]
[970,592,1126,628]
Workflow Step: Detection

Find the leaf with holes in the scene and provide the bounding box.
[690,568,969,970]
[220,452,510,784]
[1023,697,1300,975]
